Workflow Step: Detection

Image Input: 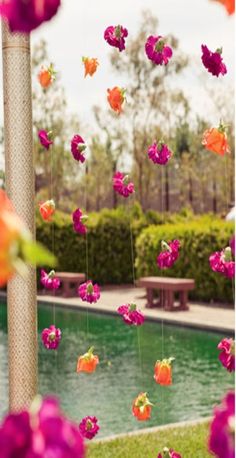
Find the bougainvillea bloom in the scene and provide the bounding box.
[148,141,172,165]
[78,280,100,304]
[77,347,99,373]
[41,325,62,350]
[117,303,145,326]
[40,269,60,290]
[82,57,99,77]
[113,172,135,198]
[201,45,227,77]
[154,358,175,385]
[209,391,235,458]
[157,240,180,269]
[72,208,88,235]
[104,25,128,51]
[212,0,235,14]
[38,64,56,88]
[71,134,87,163]
[79,416,100,440]
[38,129,53,150]
[0,0,61,33]
[132,392,153,421]
[107,87,126,114]
[39,199,55,222]
[202,123,230,156]
[145,35,173,65]
[218,338,235,372]
[209,246,235,279]
[158,447,182,458]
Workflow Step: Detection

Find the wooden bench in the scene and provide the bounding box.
[56,272,86,298]
[138,277,195,311]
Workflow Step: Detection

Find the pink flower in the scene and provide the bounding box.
[71,135,87,163]
[201,45,227,77]
[38,130,53,150]
[157,448,182,458]
[148,141,172,165]
[40,269,60,290]
[218,338,235,372]
[72,208,88,235]
[209,391,235,458]
[145,36,173,65]
[0,0,61,33]
[79,416,100,440]
[41,325,62,350]
[113,172,135,198]
[157,240,180,269]
[78,281,100,304]
[209,247,235,279]
[104,25,128,51]
[117,303,145,326]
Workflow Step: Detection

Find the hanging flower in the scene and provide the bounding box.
[79,416,100,440]
[0,0,61,34]
[107,87,126,114]
[154,358,175,385]
[202,122,230,155]
[39,199,55,222]
[77,347,99,373]
[78,280,100,304]
[132,392,153,421]
[145,35,173,65]
[72,208,88,235]
[117,303,145,326]
[211,0,235,15]
[218,338,235,372]
[208,391,235,458]
[113,172,135,198]
[82,57,99,78]
[38,130,53,150]
[41,325,62,350]
[209,246,235,279]
[157,240,180,269]
[71,135,87,163]
[157,447,182,458]
[147,141,172,165]
[104,25,128,51]
[40,269,60,290]
[201,45,227,77]
[38,64,56,88]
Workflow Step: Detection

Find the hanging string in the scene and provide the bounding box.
[84,163,89,338]
[224,155,235,304]
[160,165,165,426]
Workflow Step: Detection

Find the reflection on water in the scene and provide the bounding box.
[0,302,234,437]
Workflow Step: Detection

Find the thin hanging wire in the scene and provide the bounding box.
[84,164,89,338]
[224,155,235,304]
[160,165,165,426]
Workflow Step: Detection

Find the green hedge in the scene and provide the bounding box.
[136,220,234,303]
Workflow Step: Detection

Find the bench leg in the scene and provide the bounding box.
[164,291,174,311]
[146,289,154,308]
[63,281,71,298]
[179,291,189,311]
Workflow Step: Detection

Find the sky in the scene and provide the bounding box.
[0,0,234,164]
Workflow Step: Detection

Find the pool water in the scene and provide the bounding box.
[0,302,234,437]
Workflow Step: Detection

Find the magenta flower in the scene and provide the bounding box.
[71,135,87,163]
[157,240,180,269]
[72,208,88,235]
[148,141,172,165]
[78,281,100,304]
[38,130,53,150]
[145,36,173,65]
[209,246,235,279]
[201,45,227,77]
[209,391,235,458]
[79,416,100,440]
[218,338,235,372]
[117,303,145,326]
[0,0,61,34]
[104,25,128,52]
[41,325,62,350]
[113,172,135,198]
[157,448,182,458]
[40,269,60,290]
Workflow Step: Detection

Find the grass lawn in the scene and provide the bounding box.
[87,421,211,458]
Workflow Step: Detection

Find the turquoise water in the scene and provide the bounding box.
[0,301,234,437]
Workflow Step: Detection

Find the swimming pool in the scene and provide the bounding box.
[0,301,234,437]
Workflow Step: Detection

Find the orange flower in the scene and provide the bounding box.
[212,0,235,15]
[154,358,174,386]
[107,87,126,114]
[82,57,99,77]
[202,122,230,156]
[132,392,153,421]
[39,200,55,222]
[77,347,99,373]
[38,64,56,88]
